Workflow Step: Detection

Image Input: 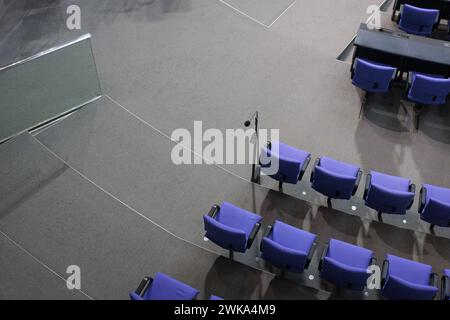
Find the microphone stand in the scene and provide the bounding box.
[244,111,260,183]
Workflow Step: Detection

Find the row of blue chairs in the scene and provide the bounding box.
[203,201,450,300]
[130,272,223,300]
[352,57,450,131]
[259,141,450,229]
[396,4,440,37]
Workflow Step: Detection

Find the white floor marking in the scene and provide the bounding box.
[0,229,94,300]
[267,0,297,28]
[218,0,296,29]
[32,132,284,281]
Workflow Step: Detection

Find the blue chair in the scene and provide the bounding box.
[351,58,396,117]
[381,255,438,300]
[260,220,317,273]
[363,171,415,220]
[419,184,450,231]
[130,272,199,300]
[398,5,439,36]
[259,141,311,189]
[310,156,362,206]
[203,202,262,254]
[407,72,450,130]
[319,239,375,291]
[210,295,224,300]
[442,269,450,300]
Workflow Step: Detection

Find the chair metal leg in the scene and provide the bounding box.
[430,224,435,232]
[414,104,422,131]
[377,211,383,222]
[359,92,369,119]
[228,250,234,260]
[327,197,332,208]
[278,181,283,191]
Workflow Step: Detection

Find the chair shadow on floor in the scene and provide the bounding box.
[362,84,412,132]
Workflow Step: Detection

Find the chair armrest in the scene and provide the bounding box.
[381,259,389,287]
[305,242,317,269]
[419,187,427,213]
[299,155,311,181]
[407,184,416,209]
[207,205,220,219]
[352,169,362,196]
[318,243,329,272]
[363,174,371,200]
[135,276,153,297]
[310,158,320,183]
[260,225,273,252]
[247,222,261,249]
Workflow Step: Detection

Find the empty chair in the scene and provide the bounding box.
[259,141,311,189]
[442,269,450,300]
[419,184,450,230]
[381,255,438,300]
[260,220,317,273]
[130,273,199,300]
[406,72,450,130]
[203,202,262,255]
[363,171,415,220]
[397,5,439,36]
[351,58,396,117]
[310,156,362,205]
[319,239,375,291]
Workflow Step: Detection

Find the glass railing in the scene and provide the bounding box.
[0,34,102,143]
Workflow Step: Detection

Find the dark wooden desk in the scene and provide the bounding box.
[352,23,450,76]
[392,0,450,21]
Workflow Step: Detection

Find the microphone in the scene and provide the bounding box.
[244,111,258,127]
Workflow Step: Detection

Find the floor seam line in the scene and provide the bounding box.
[0,228,95,300]
[31,132,284,281]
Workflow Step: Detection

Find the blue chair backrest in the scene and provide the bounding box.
[312,166,356,199]
[261,238,308,273]
[204,215,247,252]
[382,274,437,300]
[261,147,301,184]
[399,5,439,35]
[421,198,450,227]
[352,58,395,93]
[320,257,370,291]
[409,74,450,105]
[366,183,414,214]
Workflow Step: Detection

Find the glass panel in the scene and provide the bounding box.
[0,34,101,142]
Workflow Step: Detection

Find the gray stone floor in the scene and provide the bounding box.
[0,0,449,299]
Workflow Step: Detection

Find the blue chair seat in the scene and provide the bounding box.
[419,184,450,228]
[445,269,450,278]
[319,239,374,291]
[381,255,438,300]
[130,273,199,300]
[398,5,439,36]
[260,141,311,185]
[261,220,317,273]
[204,202,262,253]
[364,171,415,215]
[311,157,361,200]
